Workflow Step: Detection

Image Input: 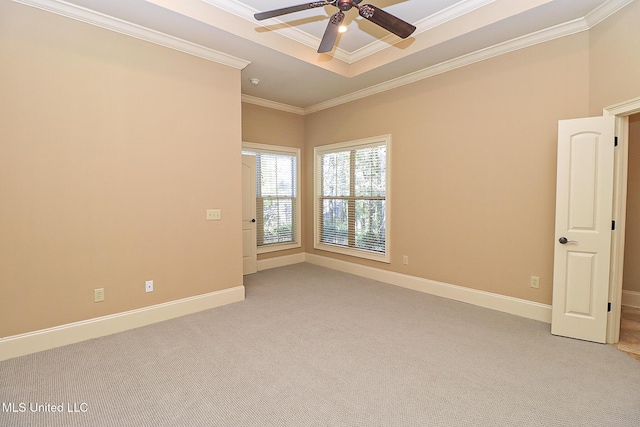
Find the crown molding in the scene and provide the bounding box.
[345,0,496,66]
[584,0,635,27]
[415,0,496,33]
[202,0,323,52]
[241,0,635,115]
[304,17,589,114]
[204,0,354,62]
[246,0,634,115]
[17,0,633,115]
[12,0,251,70]
[211,0,497,64]
[305,0,634,114]
[241,95,306,115]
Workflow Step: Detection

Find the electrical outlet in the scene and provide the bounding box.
[145,280,154,293]
[94,288,105,302]
[530,276,540,289]
[206,209,221,221]
[402,255,409,265]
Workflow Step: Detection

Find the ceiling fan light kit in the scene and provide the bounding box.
[254,0,416,53]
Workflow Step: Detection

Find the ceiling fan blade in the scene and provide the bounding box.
[358,4,416,39]
[318,11,345,53]
[254,1,333,21]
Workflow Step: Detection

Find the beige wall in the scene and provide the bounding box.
[0,2,243,337]
[299,1,640,306]
[242,103,305,149]
[304,33,591,305]
[242,103,306,260]
[623,114,640,293]
[589,0,640,114]
[4,0,639,339]
[589,0,640,292]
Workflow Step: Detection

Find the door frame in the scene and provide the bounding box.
[603,95,640,343]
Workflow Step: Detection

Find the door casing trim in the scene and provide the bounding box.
[604,95,640,343]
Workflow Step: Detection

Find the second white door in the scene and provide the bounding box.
[242,155,257,275]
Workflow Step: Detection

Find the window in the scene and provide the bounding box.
[242,143,300,253]
[314,135,390,262]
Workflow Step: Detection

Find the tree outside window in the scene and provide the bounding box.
[243,144,300,253]
[315,136,390,262]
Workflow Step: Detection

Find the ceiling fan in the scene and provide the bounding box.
[254,0,417,53]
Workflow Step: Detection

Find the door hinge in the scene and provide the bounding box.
[615,136,618,147]
[608,302,612,312]
[612,220,616,231]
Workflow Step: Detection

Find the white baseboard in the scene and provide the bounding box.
[4,252,556,361]
[257,252,306,271]
[622,290,640,308]
[305,253,552,324]
[0,285,245,362]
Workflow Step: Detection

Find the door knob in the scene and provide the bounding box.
[559,237,578,244]
[251,219,256,223]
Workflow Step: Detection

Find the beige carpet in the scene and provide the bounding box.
[1,263,639,426]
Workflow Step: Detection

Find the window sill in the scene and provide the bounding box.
[258,242,301,254]
[314,242,390,263]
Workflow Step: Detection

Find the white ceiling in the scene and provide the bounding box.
[18,0,634,112]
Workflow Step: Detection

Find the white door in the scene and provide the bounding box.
[242,155,257,275]
[551,116,616,343]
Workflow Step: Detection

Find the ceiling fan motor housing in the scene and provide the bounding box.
[338,0,354,11]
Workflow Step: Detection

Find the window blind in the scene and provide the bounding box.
[252,151,297,247]
[317,142,387,255]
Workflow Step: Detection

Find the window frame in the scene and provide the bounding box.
[313,135,391,263]
[242,142,301,254]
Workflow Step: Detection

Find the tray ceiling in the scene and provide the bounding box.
[15,0,635,112]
